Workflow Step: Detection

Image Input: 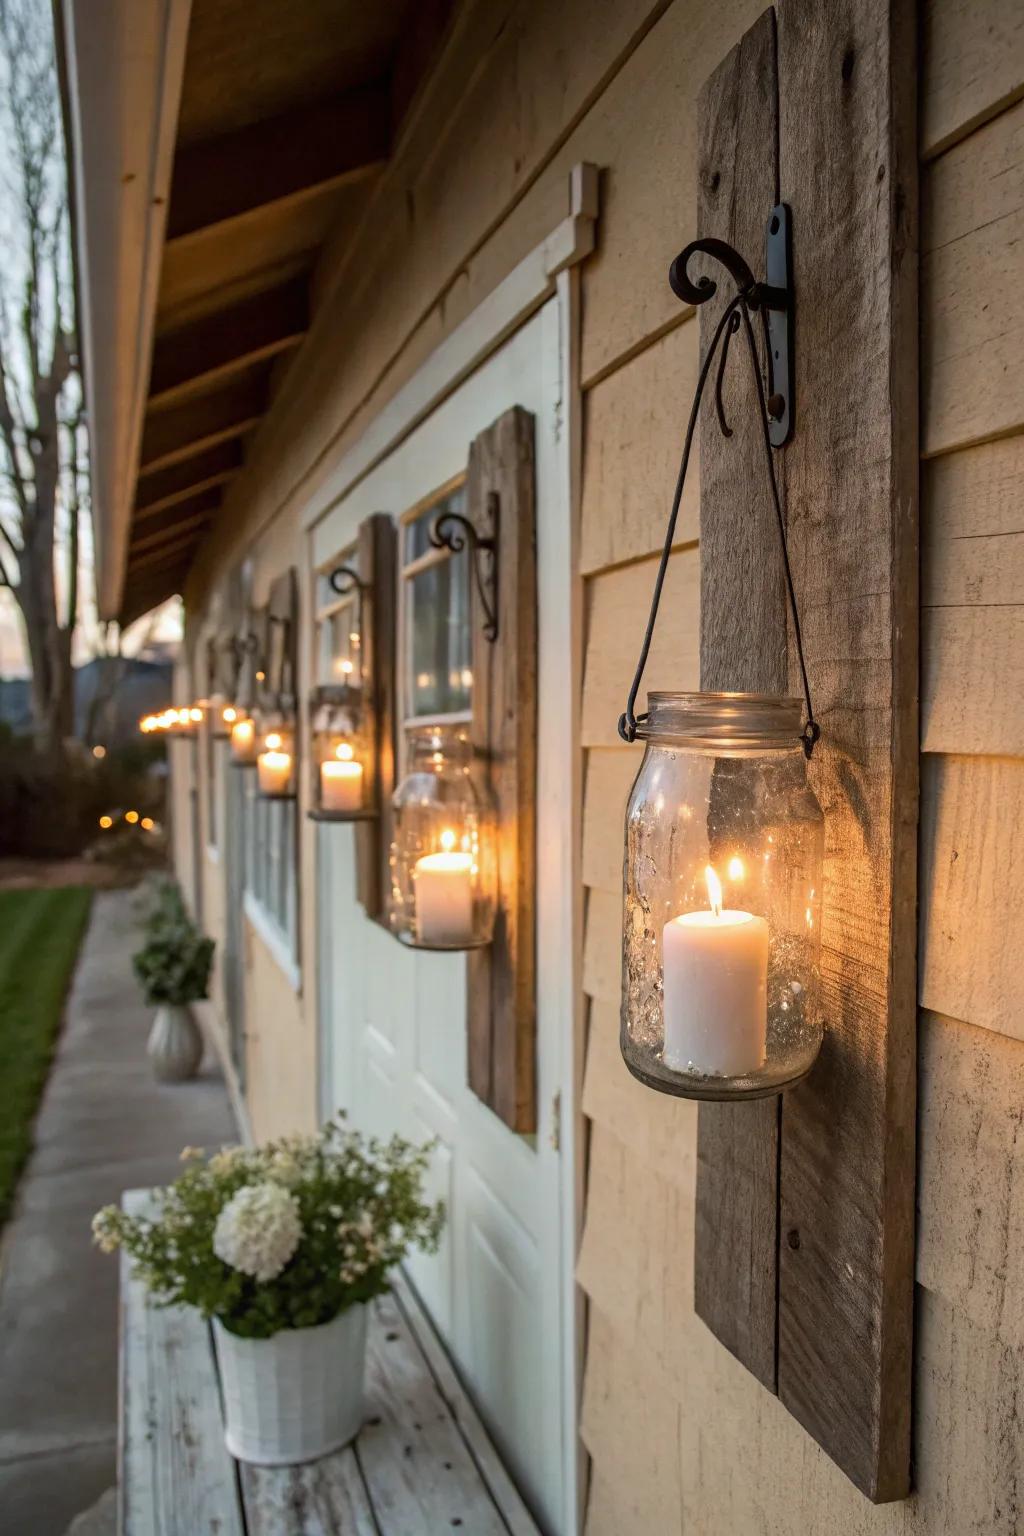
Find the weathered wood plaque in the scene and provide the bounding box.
[692,0,918,1501]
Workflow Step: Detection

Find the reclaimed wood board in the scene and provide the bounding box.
[466,406,538,1132]
[353,512,398,920]
[773,0,918,1501]
[692,3,785,1398]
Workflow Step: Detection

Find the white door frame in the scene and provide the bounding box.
[309,166,595,1536]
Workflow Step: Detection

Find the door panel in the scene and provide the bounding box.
[316,304,572,1534]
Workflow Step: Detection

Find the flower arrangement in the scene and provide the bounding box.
[93,1119,445,1338]
[132,879,215,1007]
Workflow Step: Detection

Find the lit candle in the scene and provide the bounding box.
[414,829,474,946]
[320,743,363,813]
[662,865,768,1076]
[230,718,257,763]
[258,749,293,797]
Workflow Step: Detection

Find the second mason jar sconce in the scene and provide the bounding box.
[309,563,375,823]
[389,726,497,950]
[617,214,825,1103]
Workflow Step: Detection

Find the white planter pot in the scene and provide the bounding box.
[212,1304,368,1466]
[147,1004,203,1082]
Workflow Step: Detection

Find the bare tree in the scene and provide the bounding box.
[0,0,81,761]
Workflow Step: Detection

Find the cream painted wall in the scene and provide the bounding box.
[167,0,1024,1528]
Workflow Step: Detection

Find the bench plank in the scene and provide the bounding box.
[119,1189,244,1536]
[240,1454,378,1535]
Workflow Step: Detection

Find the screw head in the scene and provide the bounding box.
[767,392,786,421]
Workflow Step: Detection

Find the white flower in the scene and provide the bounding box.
[213,1182,302,1283]
[267,1149,302,1187]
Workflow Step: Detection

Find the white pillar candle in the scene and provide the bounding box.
[230,718,256,763]
[662,865,768,1075]
[321,757,363,813]
[258,750,293,797]
[414,831,474,945]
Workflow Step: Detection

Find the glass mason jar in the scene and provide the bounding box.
[309,691,374,820]
[256,717,297,799]
[228,710,259,765]
[621,692,824,1100]
[389,725,497,950]
[208,697,238,740]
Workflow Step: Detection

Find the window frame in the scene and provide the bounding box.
[398,470,472,740]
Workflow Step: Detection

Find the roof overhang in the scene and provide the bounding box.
[57,0,191,622]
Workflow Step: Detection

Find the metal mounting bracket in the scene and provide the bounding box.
[429,494,500,642]
[764,204,794,447]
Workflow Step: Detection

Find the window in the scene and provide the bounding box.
[243,770,299,980]
[401,481,472,724]
[315,546,363,688]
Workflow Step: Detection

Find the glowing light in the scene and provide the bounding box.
[141,817,155,832]
[728,856,745,881]
[705,865,723,918]
[223,706,237,725]
[460,668,473,688]
[336,742,354,761]
[99,815,113,829]
[189,707,203,722]
[255,670,266,682]
[440,828,457,853]
[340,659,354,676]
[140,716,158,733]
[92,744,106,759]
[125,810,139,825]
[265,732,282,750]
[431,750,444,767]
[416,671,432,690]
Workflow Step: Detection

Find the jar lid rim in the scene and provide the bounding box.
[639,690,804,747]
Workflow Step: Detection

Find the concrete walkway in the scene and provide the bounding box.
[0,888,236,1535]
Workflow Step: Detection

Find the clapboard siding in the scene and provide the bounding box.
[919,754,1024,1040]
[581,749,639,893]
[921,0,1024,160]
[921,433,1024,756]
[921,97,1024,458]
[581,550,699,749]
[580,320,700,575]
[582,1290,1024,1535]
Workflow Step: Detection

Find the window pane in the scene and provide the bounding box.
[405,486,473,719]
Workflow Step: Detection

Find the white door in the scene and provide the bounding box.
[315,300,576,1534]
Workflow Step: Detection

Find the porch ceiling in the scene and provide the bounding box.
[60,0,455,627]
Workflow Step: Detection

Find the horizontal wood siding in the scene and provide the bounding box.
[572,0,1024,1528]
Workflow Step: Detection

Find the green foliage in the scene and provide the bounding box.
[131,885,214,1006]
[0,887,92,1227]
[94,1120,446,1339]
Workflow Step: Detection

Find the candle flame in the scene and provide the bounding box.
[728,855,745,881]
[265,732,282,750]
[336,742,354,761]
[705,864,723,918]
[224,707,237,724]
[440,828,456,853]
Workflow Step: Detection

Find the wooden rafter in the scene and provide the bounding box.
[166,89,389,244]
[130,506,215,557]
[139,375,267,473]
[135,441,242,519]
[128,525,210,573]
[148,278,308,409]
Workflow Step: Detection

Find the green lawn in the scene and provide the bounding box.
[0,887,92,1227]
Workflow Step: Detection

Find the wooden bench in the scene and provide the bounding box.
[118,1189,539,1534]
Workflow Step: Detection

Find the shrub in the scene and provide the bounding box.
[132,892,215,1007]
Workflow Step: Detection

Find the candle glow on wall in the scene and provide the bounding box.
[308,686,374,821]
[256,722,297,799]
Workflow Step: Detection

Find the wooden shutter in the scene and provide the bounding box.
[465,407,538,1132]
[353,514,398,920]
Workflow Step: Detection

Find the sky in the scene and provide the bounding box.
[0,0,183,680]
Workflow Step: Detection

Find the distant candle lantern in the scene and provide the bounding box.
[257,724,296,799]
[620,693,824,1100]
[229,715,258,765]
[308,688,373,821]
[388,726,496,950]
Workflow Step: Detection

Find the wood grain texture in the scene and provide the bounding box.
[466,407,538,1131]
[921,0,1024,158]
[582,997,698,1194]
[358,1292,509,1534]
[920,754,1024,1040]
[582,886,622,1008]
[922,97,1024,458]
[119,1191,245,1536]
[580,320,700,574]
[774,0,918,1500]
[582,748,642,894]
[921,434,1024,756]
[581,550,699,748]
[692,5,784,1398]
[353,513,398,919]
[241,1455,377,1535]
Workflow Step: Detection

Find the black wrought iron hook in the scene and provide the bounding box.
[429,497,500,643]
[328,564,366,597]
[669,234,787,314]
